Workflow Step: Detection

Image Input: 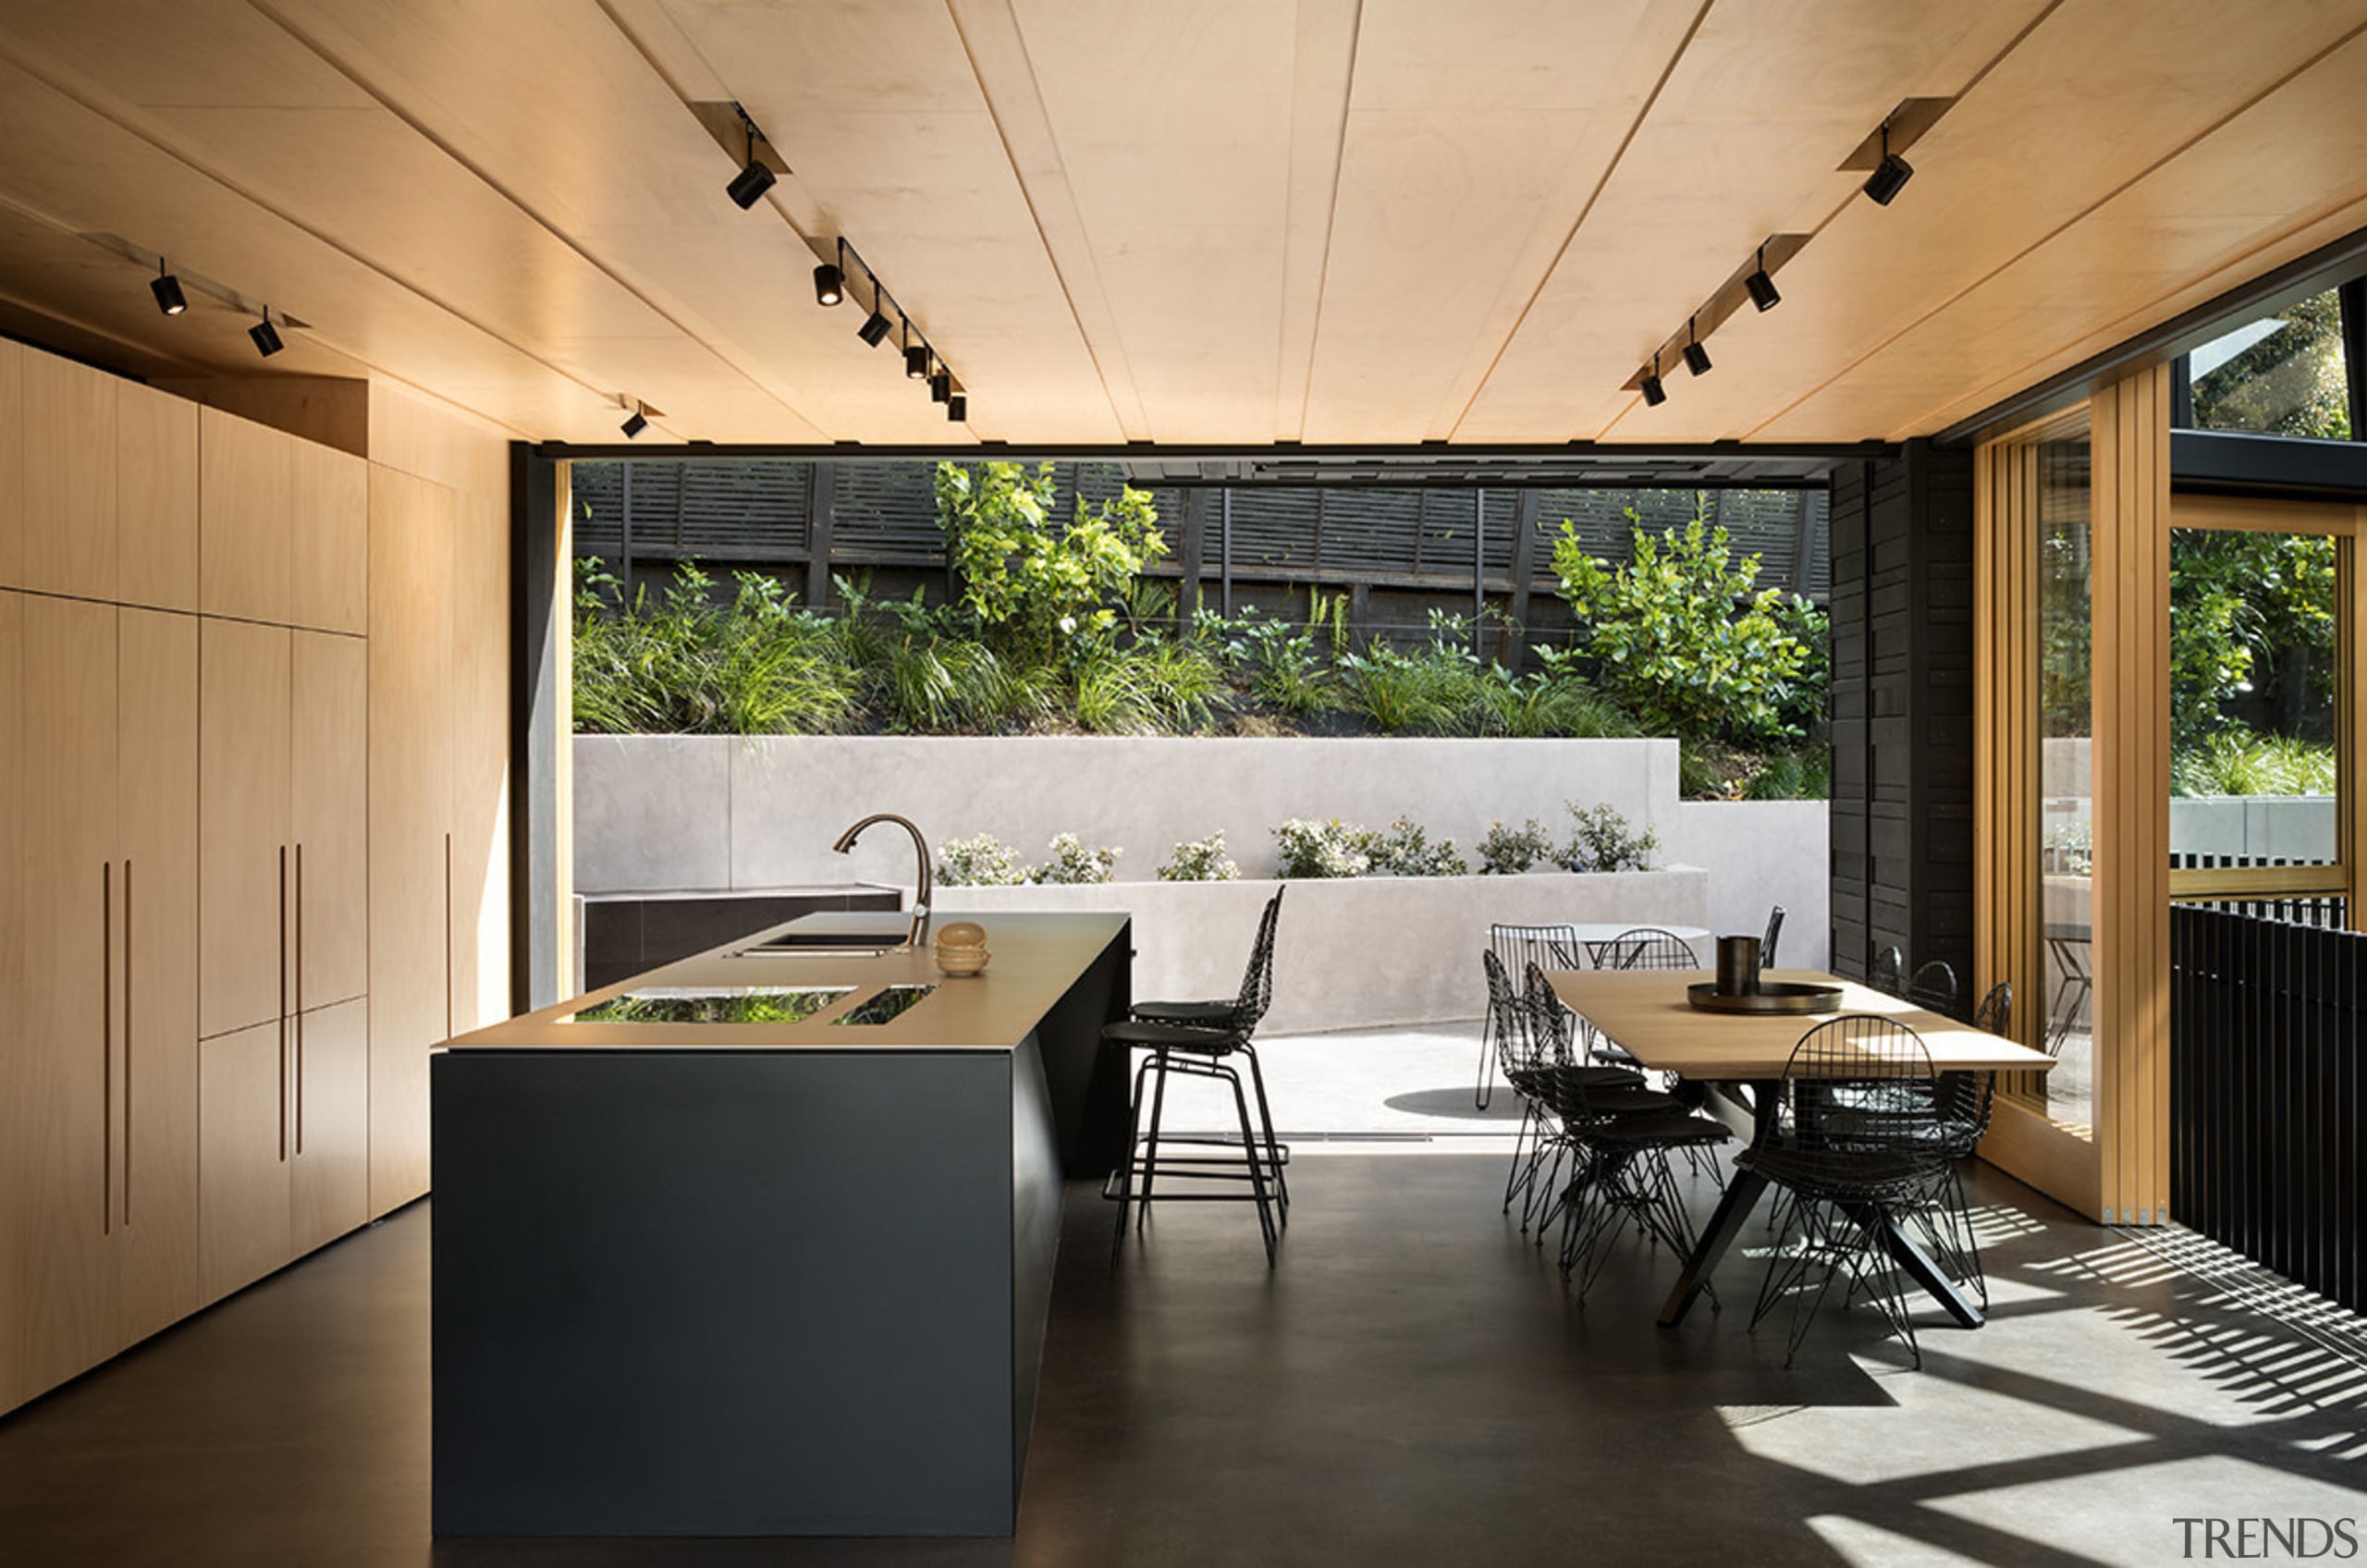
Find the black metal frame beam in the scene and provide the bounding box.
[2171,428,2367,501]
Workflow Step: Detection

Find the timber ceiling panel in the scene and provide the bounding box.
[0,0,2360,449]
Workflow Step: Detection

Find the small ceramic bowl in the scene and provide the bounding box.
[935,944,990,977]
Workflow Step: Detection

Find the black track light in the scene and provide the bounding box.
[857,309,892,346]
[1863,120,1912,206]
[250,309,284,358]
[1683,318,1711,376]
[946,393,967,423]
[813,263,844,307]
[621,406,648,439]
[1745,246,1781,312]
[929,371,951,404]
[727,157,775,209]
[151,260,187,317]
[905,344,931,380]
[727,108,776,209]
[1638,354,1666,408]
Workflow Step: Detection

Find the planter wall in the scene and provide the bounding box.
[938,871,1708,1035]
[573,733,1832,1023]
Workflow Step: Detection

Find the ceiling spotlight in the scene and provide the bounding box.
[1682,319,1711,376]
[905,344,931,381]
[929,371,951,404]
[1745,246,1781,312]
[813,263,844,307]
[946,393,967,423]
[250,309,284,358]
[1863,119,1913,206]
[1638,354,1666,408]
[857,309,893,346]
[621,403,648,439]
[726,107,777,209]
[151,260,187,317]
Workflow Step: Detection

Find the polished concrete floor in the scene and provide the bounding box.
[6,1140,2367,1567]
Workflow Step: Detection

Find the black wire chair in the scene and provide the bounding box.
[1741,1015,1948,1367]
[1525,963,1729,1299]
[1485,949,1649,1231]
[1476,924,1584,1110]
[1906,959,1960,1019]
[1913,980,2013,1310]
[1103,887,1287,1263]
[1762,905,1786,968]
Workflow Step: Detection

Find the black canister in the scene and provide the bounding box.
[1715,935,1762,996]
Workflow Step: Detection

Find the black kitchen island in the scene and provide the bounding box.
[430,912,1131,1537]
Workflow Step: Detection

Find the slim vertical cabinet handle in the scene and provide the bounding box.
[102,862,113,1236]
[295,842,304,1157]
[123,858,133,1228]
[277,845,288,1164]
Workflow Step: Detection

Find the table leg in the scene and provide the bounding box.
[1657,1167,1767,1327]
[1657,1076,1780,1329]
[1879,1216,1985,1329]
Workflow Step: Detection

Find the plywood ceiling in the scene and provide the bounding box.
[0,0,2363,448]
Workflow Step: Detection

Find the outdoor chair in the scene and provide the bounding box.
[1483,949,1647,1231]
[1762,904,1786,968]
[1742,1015,1948,1368]
[1103,887,1288,1264]
[1476,924,1585,1110]
[1527,964,1729,1300]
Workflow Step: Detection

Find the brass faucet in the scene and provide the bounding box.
[831,814,932,950]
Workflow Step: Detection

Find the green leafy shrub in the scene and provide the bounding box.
[1364,815,1468,877]
[1035,833,1121,885]
[936,461,1164,667]
[1743,745,1832,801]
[2171,731,2336,796]
[936,833,1029,887]
[1159,832,1240,882]
[1562,802,1656,873]
[1551,509,1814,744]
[1478,819,1554,875]
[571,560,859,736]
[1273,818,1372,879]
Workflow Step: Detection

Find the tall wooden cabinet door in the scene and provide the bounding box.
[0,343,22,587]
[115,609,201,1343]
[199,409,292,627]
[367,467,453,1215]
[293,631,367,1011]
[18,350,118,601]
[197,1021,289,1303]
[115,382,201,615]
[0,594,24,1409]
[290,998,368,1253]
[292,443,368,636]
[199,619,291,1039]
[8,595,119,1398]
[450,492,510,1037]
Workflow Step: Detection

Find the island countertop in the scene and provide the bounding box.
[442,910,1132,1053]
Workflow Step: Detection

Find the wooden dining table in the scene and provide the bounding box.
[1546,966,2056,1329]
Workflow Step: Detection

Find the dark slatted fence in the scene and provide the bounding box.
[2170,904,2366,1313]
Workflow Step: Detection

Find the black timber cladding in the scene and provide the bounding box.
[1826,441,1974,986]
[571,459,1830,597]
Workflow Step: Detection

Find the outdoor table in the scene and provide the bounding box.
[1559,923,1714,967]
[1546,967,2056,1329]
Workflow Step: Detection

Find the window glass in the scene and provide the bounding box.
[2036,438,2093,1128]
[2187,288,2352,440]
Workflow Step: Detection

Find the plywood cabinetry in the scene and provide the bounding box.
[294,632,368,1011]
[200,408,366,633]
[367,466,455,1215]
[1,595,200,1404]
[199,619,292,1040]
[0,343,28,588]
[0,593,23,1409]
[116,382,201,615]
[291,998,369,1254]
[197,1021,290,1302]
[17,350,117,601]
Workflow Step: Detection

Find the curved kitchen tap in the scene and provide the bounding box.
[832,814,932,949]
